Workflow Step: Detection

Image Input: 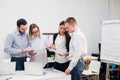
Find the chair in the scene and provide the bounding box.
[82,60,101,80]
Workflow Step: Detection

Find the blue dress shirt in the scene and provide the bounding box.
[4,30,30,57]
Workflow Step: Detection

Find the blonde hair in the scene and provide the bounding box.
[29,23,41,41]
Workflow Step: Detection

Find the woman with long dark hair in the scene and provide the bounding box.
[52,21,71,72]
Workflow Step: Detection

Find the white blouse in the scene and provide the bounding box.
[55,34,69,63]
[29,37,50,64]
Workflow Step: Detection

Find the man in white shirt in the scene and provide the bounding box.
[65,17,87,80]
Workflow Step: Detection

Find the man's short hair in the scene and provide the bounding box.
[65,17,77,25]
[17,18,27,27]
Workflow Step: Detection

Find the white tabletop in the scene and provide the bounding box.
[0,69,71,80]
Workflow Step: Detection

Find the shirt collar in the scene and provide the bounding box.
[71,27,79,36]
[15,30,26,36]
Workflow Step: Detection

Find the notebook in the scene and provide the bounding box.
[0,62,16,75]
[24,62,44,76]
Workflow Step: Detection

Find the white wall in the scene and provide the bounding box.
[0,0,112,60]
[110,0,120,19]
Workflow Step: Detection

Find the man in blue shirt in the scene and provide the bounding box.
[4,18,31,71]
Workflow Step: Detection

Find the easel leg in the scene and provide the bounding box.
[106,63,110,80]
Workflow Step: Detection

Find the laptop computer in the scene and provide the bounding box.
[0,62,16,75]
[24,62,44,76]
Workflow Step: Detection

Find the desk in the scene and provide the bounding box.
[84,56,98,70]
[0,69,71,80]
[84,56,98,61]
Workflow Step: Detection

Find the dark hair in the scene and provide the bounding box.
[58,20,71,51]
[58,21,65,34]
[59,21,65,26]
[65,31,71,51]
[65,17,77,24]
[17,18,27,27]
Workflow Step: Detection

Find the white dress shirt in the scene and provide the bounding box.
[67,28,87,71]
[29,37,50,63]
[55,34,69,63]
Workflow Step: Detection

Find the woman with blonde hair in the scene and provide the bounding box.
[28,23,51,66]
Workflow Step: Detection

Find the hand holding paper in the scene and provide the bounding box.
[28,50,36,56]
